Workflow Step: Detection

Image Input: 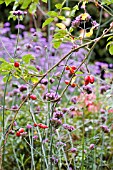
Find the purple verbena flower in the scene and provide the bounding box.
[26,124,32,129]
[50,118,62,128]
[63,124,75,132]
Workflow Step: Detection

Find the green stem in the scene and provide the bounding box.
[56,130,70,170]
[29,104,48,169]
[14,17,20,58]
[81,111,85,170]
[2,72,10,169]
[12,142,21,170]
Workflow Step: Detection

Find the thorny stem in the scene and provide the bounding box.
[2,25,113,149]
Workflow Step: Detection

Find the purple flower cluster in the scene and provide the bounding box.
[43,91,60,102]
[63,124,75,132]
[100,125,110,133]
[70,147,77,153]
[13,10,27,16]
[50,118,62,128]
[51,156,58,164]
[53,111,64,119]
[83,85,92,94]
[56,141,66,147]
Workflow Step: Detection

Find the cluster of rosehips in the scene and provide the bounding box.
[65,80,76,88]
[65,65,77,87]
[65,65,76,74]
[16,128,26,137]
[84,75,94,86]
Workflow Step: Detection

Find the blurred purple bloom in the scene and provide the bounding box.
[26,124,32,129]
[15,24,25,30]
[63,124,75,132]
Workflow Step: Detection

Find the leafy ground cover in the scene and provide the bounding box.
[0,0,113,170]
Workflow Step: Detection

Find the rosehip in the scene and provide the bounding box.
[37,123,48,129]
[84,75,90,86]
[65,66,70,70]
[71,66,76,70]
[70,68,75,74]
[34,123,38,127]
[89,75,94,84]
[71,83,76,87]
[65,80,69,85]
[14,62,20,68]
[30,94,37,100]
[19,128,24,133]
[16,131,21,137]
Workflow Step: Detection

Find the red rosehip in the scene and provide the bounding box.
[37,123,48,129]
[65,80,69,85]
[69,68,75,74]
[14,62,20,68]
[34,123,38,127]
[65,66,70,70]
[71,66,76,70]
[30,94,37,100]
[71,83,76,87]
[19,128,24,133]
[84,75,90,86]
[16,131,21,137]
[89,75,94,84]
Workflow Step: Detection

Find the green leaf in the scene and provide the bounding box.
[69,27,74,33]
[42,18,54,28]
[1,62,13,71]
[3,75,12,83]
[21,0,31,9]
[0,58,7,63]
[53,40,62,48]
[109,45,113,55]
[62,7,70,10]
[70,10,76,17]
[107,36,113,41]
[73,5,79,10]
[75,71,83,75]
[28,2,37,14]
[27,65,38,72]
[106,41,113,49]
[5,0,14,6]
[55,3,62,9]
[57,16,66,21]
[56,23,66,29]
[42,0,47,3]
[70,5,79,17]
[0,0,4,5]
[47,11,58,17]
[22,54,35,64]
[31,77,39,83]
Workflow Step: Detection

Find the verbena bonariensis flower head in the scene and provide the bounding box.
[100,125,110,133]
[63,124,75,132]
[56,142,66,147]
[89,144,95,150]
[51,156,58,164]
[71,16,81,28]
[70,147,77,153]
[50,118,62,128]
[53,111,64,119]
[43,91,60,102]
[26,124,32,129]
[71,96,77,104]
